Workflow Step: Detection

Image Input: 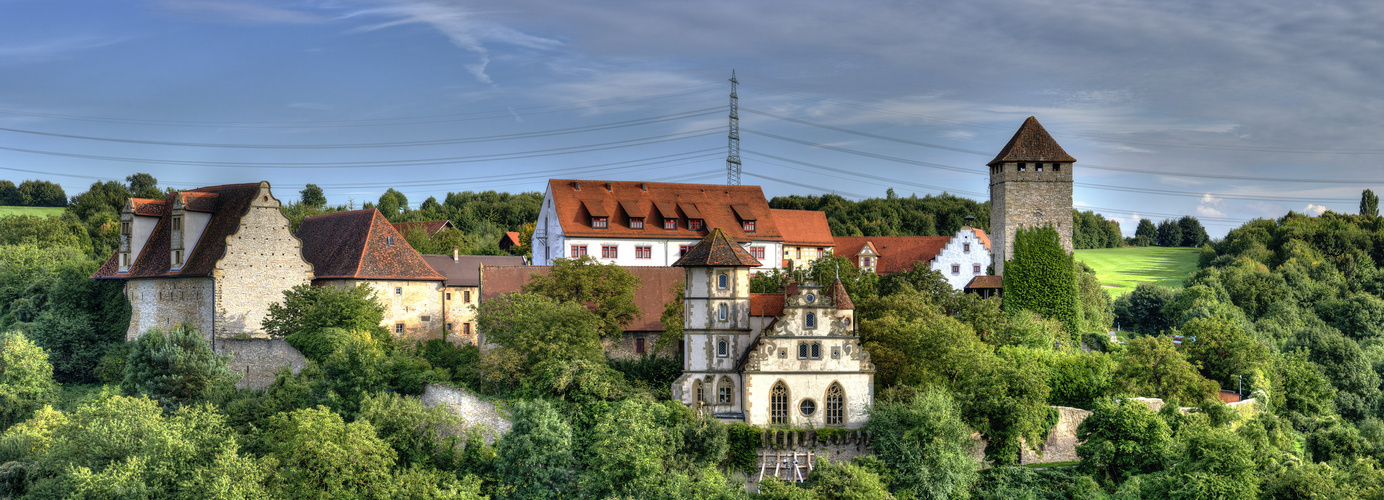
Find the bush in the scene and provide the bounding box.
[0,330,59,430]
[121,325,239,409]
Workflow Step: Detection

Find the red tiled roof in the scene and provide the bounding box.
[829,279,854,310]
[498,231,522,249]
[297,209,444,281]
[972,228,992,250]
[546,179,782,242]
[480,265,682,332]
[965,275,1003,289]
[832,236,950,275]
[988,116,1076,167]
[674,228,761,267]
[751,293,785,317]
[92,183,268,279]
[770,209,834,246]
[390,220,454,236]
[181,192,219,212]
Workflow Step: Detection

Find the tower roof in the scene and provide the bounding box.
[673,227,761,267]
[987,116,1076,167]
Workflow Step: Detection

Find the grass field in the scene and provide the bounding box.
[1074,246,1201,298]
[0,206,65,217]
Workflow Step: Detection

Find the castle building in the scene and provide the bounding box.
[988,116,1076,276]
[419,253,526,344]
[833,224,993,290]
[671,228,874,428]
[531,179,830,271]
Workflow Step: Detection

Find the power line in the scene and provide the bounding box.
[315,150,723,189]
[742,171,868,200]
[743,128,982,175]
[743,149,984,197]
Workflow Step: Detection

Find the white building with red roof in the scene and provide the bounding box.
[834,223,994,290]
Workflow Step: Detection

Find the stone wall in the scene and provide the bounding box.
[219,338,308,390]
[989,161,1073,276]
[1020,406,1092,464]
[421,383,512,444]
[442,285,480,345]
[323,280,447,342]
[124,277,215,341]
[212,187,314,338]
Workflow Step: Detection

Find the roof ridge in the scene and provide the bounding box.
[354,210,379,277]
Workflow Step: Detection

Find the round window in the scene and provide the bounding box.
[805,293,816,303]
[800,399,817,416]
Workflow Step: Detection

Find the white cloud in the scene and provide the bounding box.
[0,36,127,62]
[1197,193,1227,217]
[1304,204,1328,216]
[942,130,976,140]
[154,0,324,24]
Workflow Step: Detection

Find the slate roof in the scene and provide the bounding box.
[673,228,762,267]
[770,209,835,246]
[420,254,525,287]
[297,209,445,281]
[833,235,951,275]
[92,183,267,279]
[546,179,783,242]
[390,220,454,236]
[987,116,1076,167]
[480,265,683,332]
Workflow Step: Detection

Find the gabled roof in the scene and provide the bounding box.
[966,275,1003,290]
[297,209,444,281]
[770,209,835,246]
[390,220,455,236]
[832,236,951,275]
[498,231,522,250]
[750,293,786,317]
[987,116,1076,167]
[972,228,992,250]
[420,254,525,287]
[674,228,761,267]
[92,183,270,279]
[480,265,682,332]
[545,179,783,242]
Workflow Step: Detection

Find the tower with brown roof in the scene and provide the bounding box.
[988,116,1075,276]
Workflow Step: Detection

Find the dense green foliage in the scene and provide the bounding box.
[262,283,388,340]
[867,390,978,498]
[769,192,988,237]
[0,331,58,430]
[522,256,640,338]
[121,325,239,409]
[1004,225,1081,335]
[1072,209,1123,249]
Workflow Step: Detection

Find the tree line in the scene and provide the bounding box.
[0,180,66,208]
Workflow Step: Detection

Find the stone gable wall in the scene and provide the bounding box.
[212,191,314,338]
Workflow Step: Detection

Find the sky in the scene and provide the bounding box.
[2,0,1383,238]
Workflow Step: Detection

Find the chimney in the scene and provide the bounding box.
[452,247,459,262]
[572,181,581,191]
[964,215,976,229]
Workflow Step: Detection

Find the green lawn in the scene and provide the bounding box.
[1074,246,1201,298]
[0,206,65,217]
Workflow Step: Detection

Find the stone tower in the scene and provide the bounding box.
[988,116,1075,276]
[670,227,760,419]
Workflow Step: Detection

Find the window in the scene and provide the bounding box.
[1018,163,1027,172]
[601,245,618,259]
[689,219,704,231]
[742,220,756,232]
[386,237,394,246]
[963,243,971,252]
[718,273,729,289]
[811,342,821,359]
[750,246,765,259]
[805,312,816,329]
[717,339,729,357]
[571,245,588,257]
[861,257,872,267]
[831,346,841,359]
[825,383,844,425]
[636,246,652,259]
[951,264,960,274]
[1037,164,1044,172]
[974,264,982,274]
[463,323,471,335]
[446,292,452,300]
[635,338,645,354]
[805,293,816,303]
[679,245,692,256]
[718,377,734,405]
[693,380,704,404]
[798,342,809,359]
[771,382,789,424]
[395,286,403,296]
[664,218,677,230]
[796,248,802,259]
[446,322,453,331]
[171,217,182,231]
[1054,163,1061,172]
[818,247,826,256]
[718,304,728,321]
[592,217,608,229]
[463,291,471,303]
[121,221,131,235]
[173,250,182,266]
[800,399,816,416]
[629,217,644,229]
[395,322,405,334]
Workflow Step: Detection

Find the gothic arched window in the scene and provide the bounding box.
[718,273,728,289]
[718,304,728,321]
[693,379,704,405]
[825,382,845,426]
[771,381,789,424]
[718,377,734,405]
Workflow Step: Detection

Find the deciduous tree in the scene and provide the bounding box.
[523,256,639,338]
[0,330,58,430]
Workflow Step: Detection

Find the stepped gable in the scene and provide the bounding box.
[297,209,444,281]
[673,227,761,267]
[547,179,782,241]
[987,116,1076,166]
[829,279,854,310]
[91,183,262,279]
[770,209,835,246]
[832,235,951,274]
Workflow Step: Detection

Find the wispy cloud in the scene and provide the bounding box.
[0,36,126,63]
[153,0,324,24]
[1304,203,1329,216]
[1197,193,1227,217]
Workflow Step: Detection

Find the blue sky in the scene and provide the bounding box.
[2,0,1383,238]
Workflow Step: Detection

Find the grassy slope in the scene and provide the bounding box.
[1074,246,1201,298]
[0,206,65,217]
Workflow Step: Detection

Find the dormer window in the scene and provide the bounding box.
[742,220,756,232]
[629,217,644,230]
[386,237,394,246]
[688,219,704,231]
[171,216,182,231]
[592,216,608,229]
[121,221,131,235]
[664,218,677,230]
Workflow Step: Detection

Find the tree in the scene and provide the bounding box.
[1134,219,1157,246]
[383,188,409,211]
[125,173,162,199]
[1113,335,1218,403]
[300,183,326,208]
[803,459,895,499]
[496,399,574,499]
[1177,216,1209,247]
[867,389,979,498]
[1113,283,1177,335]
[476,292,603,368]
[16,180,66,207]
[1179,316,1269,388]
[263,406,398,498]
[1003,225,1080,336]
[1271,349,1336,417]
[656,281,685,354]
[1363,189,1380,217]
[523,256,639,338]
[576,399,680,497]
[262,283,387,340]
[0,330,58,430]
[0,180,18,205]
[357,392,465,468]
[121,325,240,409]
[1076,398,1173,484]
[1156,219,1184,247]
